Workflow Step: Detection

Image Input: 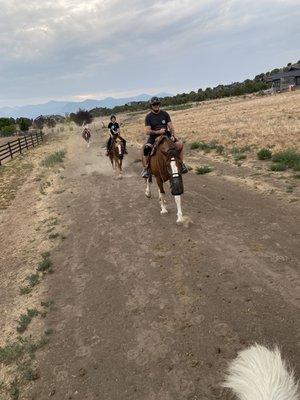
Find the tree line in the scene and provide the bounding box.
[1,61,298,135]
[0,115,64,137]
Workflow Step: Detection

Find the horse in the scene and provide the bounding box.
[108,135,125,175]
[143,135,184,224]
[82,129,91,148]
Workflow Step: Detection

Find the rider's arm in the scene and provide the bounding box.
[145,125,165,136]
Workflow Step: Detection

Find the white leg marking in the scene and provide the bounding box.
[118,144,122,156]
[174,195,183,223]
[145,178,151,198]
[170,158,179,176]
[159,190,168,214]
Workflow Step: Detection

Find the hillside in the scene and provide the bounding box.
[112,91,300,152]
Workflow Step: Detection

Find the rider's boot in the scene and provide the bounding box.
[181,163,188,174]
[141,156,150,178]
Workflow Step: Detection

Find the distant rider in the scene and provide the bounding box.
[106,115,127,155]
[141,96,188,178]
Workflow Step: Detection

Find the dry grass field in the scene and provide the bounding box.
[111,91,300,152]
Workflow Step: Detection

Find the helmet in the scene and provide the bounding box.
[149,96,161,106]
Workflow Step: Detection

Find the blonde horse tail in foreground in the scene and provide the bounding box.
[224,344,299,400]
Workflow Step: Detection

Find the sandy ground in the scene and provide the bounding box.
[1,125,299,399]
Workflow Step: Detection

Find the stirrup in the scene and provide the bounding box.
[141,168,150,178]
[181,163,188,174]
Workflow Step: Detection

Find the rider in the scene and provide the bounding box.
[106,115,127,155]
[141,96,188,178]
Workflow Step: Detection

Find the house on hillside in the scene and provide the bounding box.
[268,62,300,92]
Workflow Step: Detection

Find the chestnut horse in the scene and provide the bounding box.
[143,135,184,223]
[108,136,125,174]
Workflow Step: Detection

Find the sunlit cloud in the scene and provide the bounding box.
[0,0,299,107]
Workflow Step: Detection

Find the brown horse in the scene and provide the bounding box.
[108,136,125,175]
[143,135,184,223]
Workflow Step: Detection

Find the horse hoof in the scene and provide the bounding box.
[160,209,168,215]
[176,218,184,225]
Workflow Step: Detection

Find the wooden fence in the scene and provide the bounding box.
[0,132,43,165]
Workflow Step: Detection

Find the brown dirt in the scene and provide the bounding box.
[0,104,299,399]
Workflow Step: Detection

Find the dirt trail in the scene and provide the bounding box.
[2,131,300,399]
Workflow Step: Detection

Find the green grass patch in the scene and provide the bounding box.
[37,253,53,273]
[215,145,224,154]
[195,165,212,175]
[41,150,66,167]
[41,300,54,309]
[48,232,59,240]
[16,309,39,333]
[27,273,39,287]
[257,148,272,160]
[19,286,32,295]
[272,149,300,171]
[270,163,288,172]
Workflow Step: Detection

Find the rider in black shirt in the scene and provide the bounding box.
[106,115,127,155]
[141,97,187,178]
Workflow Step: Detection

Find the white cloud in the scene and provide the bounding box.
[0,0,299,106]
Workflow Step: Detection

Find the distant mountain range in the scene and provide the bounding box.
[0,93,171,119]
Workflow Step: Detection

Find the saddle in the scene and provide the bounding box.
[150,135,183,157]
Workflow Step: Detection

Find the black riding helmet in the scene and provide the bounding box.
[149,96,161,106]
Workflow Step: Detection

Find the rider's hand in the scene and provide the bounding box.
[158,128,166,134]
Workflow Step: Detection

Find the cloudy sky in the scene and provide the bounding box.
[0,0,299,107]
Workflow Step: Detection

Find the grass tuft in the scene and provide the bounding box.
[27,273,39,287]
[272,149,300,171]
[16,309,39,333]
[37,253,53,273]
[41,150,66,167]
[195,165,212,175]
[270,163,288,172]
[257,148,272,160]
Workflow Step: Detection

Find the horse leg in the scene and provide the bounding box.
[109,155,115,170]
[158,189,168,214]
[156,178,168,215]
[174,195,183,223]
[145,178,151,198]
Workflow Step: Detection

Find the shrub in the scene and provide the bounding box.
[190,142,201,150]
[195,165,212,174]
[272,150,300,169]
[270,163,288,171]
[257,148,272,160]
[215,145,224,154]
[0,124,15,137]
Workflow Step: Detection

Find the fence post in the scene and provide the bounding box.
[36,132,39,144]
[24,136,28,149]
[18,138,22,154]
[31,134,34,147]
[8,142,13,159]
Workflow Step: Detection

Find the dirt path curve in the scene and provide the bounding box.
[28,132,299,399]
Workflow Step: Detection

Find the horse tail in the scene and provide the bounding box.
[223,344,299,400]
